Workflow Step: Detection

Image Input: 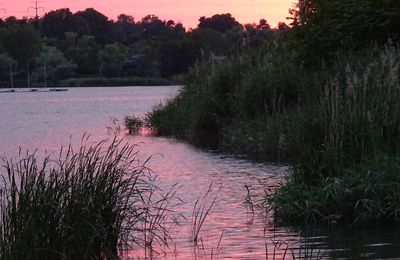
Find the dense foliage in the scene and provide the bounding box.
[290,0,400,63]
[147,0,400,224]
[0,9,280,87]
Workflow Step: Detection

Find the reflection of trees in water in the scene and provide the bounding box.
[263,224,400,259]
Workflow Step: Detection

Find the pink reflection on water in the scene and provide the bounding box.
[0,87,312,259]
[121,132,297,259]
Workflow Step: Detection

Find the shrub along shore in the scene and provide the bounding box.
[147,42,400,225]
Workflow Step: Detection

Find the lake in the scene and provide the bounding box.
[0,86,399,259]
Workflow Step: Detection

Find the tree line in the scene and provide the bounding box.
[0,8,288,86]
[289,0,400,64]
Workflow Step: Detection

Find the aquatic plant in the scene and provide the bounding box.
[191,183,220,245]
[0,138,175,259]
[124,114,143,134]
[190,183,223,260]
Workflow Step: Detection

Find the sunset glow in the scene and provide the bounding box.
[5,0,296,28]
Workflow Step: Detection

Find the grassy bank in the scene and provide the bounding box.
[0,139,173,259]
[147,43,400,225]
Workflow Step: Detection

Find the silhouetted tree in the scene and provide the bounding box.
[189,28,231,56]
[42,8,89,39]
[158,39,200,77]
[291,0,400,62]
[75,8,111,43]
[1,23,42,65]
[198,13,242,33]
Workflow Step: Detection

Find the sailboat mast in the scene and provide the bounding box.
[9,63,13,89]
[27,63,30,88]
[44,64,47,88]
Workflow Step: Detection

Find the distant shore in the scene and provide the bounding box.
[0,76,180,89]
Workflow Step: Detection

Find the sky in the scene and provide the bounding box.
[4,0,296,29]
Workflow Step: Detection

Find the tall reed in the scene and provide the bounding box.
[269,45,400,223]
[0,138,173,259]
[293,45,400,179]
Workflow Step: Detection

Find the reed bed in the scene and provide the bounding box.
[147,42,400,224]
[0,138,174,259]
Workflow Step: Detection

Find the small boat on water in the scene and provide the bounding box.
[49,88,68,92]
[0,88,68,93]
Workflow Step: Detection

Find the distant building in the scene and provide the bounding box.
[124,54,146,67]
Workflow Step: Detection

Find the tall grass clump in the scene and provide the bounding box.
[0,139,173,259]
[147,43,309,149]
[269,155,400,224]
[268,45,400,224]
[294,46,400,178]
[147,56,247,146]
[124,114,144,134]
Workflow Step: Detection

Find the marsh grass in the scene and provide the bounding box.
[264,226,328,260]
[147,41,400,224]
[268,155,400,225]
[191,183,220,245]
[146,42,321,154]
[0,138,176,259]
[138,182,183,258]
[189,183,224,260]
[291,46,400,179]
[266,45,400,224]
[124,115,144,135]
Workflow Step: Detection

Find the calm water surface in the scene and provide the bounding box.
[0,86,399,259]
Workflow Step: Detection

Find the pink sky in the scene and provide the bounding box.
[4,0,296,29]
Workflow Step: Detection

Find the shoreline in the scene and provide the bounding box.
[0,76,180,89]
